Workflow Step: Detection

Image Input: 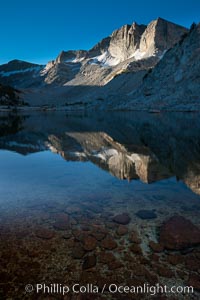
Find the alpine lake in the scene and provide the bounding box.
[0,111,200,299]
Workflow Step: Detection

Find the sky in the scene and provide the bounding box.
[0,0,200,65]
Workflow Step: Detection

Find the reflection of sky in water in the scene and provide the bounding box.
[0,150,199,216]
[0,150,112,204]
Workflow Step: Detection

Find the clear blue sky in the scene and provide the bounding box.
[0,0,199,65]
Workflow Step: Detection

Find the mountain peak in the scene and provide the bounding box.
[156,17,167,22]
[0,59,41,73]
[0,17,190,92]
[55,49,87,63]
[154,17,188,29]
[139,17,188,55]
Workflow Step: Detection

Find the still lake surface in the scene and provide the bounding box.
[0,111,200,299]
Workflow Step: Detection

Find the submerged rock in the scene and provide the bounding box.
[62,232,71,239]
[129,230,141,244]
[188,273,200,291]
[113,213,131,225]
[149,241,164,253]
[129,244,142,255]
[160,215,200,250]
[35,227,55,240]
[156,264,174,278]
[98,252,116,264]
[101,235,118,250]
[108,259,123,270]
[53,213,70,230]
[82,254,97,270]
[82,235,97,251]
[185,256,200,271]
[91,227,107,241]
[116,225,128,236]
[72,244,86,259]
[166,254,184,265]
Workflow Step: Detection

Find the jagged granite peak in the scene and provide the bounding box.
[0,17,191,100]
[108,22,146,61]
[55,50,87,63]
[41,51,88,85]
[87,18,187,65]
[51,17,187,69]
[87,36,111,58]
[118,23,200,110]
[139,17,188,57]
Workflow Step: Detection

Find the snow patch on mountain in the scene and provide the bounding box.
[0,66,42,77]
[131,49,147,60]
[88,51,121,67]
[69,57,85,63]
[92,148,119,160]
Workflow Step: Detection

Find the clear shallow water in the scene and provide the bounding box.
[0,111,200,299]
[0,149,199,226]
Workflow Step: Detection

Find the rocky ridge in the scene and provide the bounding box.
[0,18,190,108]
[42,18,187,87]
[108,23,200,111]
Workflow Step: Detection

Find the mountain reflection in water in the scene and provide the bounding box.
[0,111,200,194]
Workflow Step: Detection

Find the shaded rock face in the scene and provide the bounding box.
[0,60,40,73]
[120,23,200,111]
[160,215,200,250]
[0,60,44,88]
